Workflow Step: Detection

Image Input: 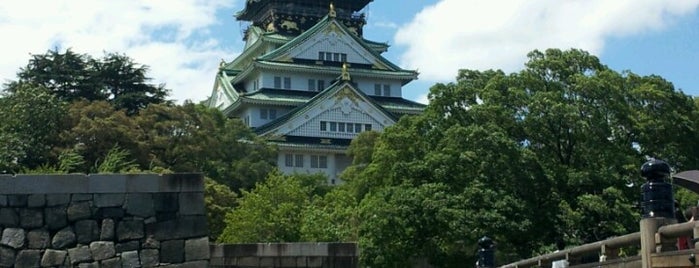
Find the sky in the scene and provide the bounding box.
[1,0,698,104]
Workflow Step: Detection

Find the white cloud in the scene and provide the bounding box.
[395,0,699,82]
[0,0,239,102]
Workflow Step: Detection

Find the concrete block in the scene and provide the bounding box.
[174,173,204,193]
[94,193,125,207]
[0,195,6,207]
[100,218,115,240]
[115,241,140,253]
[100,257,121,268]
[10,174,88,194]
[78,261,99,268]
[154,193,179,212]
[328,243,359,257]
[179,192,205,216]
[88,174,126,193]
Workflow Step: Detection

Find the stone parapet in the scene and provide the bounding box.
[209,243,358,268]
[0,174,209,267]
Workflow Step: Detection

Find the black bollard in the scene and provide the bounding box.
[477,236,495,268]
[640,159,674,218]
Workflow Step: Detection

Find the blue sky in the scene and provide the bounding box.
[1,0,698,104]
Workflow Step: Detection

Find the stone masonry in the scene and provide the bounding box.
[0,174,209,267]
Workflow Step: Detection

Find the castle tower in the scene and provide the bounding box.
[209,1,424,184]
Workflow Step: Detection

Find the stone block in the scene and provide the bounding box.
[52,226,76,249]
[27,228,50,249]
[142,236,160,249]
[0,246,15,267]
[7,195,27,207]
[75,220,100,244]
[169,173,204,193]
[10,174,88,194]
[178,192,205,216]
[126,174,160,193]
[27,194,45,207]
[100,218,115,240]
[0,208,18,227]
[88,174,127,193]
[154,193,178,212]
[170,260,209,268]
[99,207,125,219]
[100,256,122,268]
[115,241,140,253]
[153,216,208,240]
[117,219,144,241]
[72,194,93,202]
[19,208,43,228]
[121,250,141,267]
[14,250,41,267]
[90,241,116,261]
[125,193,155,217]
[41,249,67,267]
[67,201,92,222]
[185,237,210,261]
[140,249,159,267]
[161,239,184,264]
[78,261,100,268]
[45,205,68,230]
[46,194,70,206]
[94,193,125,208]
[68,244,93,264]
[0,228,25,249]
[0,195,6,207]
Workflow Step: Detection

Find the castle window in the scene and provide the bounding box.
[338,122,345,132]
[341,54,347,62]
[346,123,354,133]
[308,79,316,91]
[329,122,337,131]
[295,154,304,167]
[355,123,362,132]
[274,76,281,88]
[365,124,372,131]
[374,84,381,96]
[383,84,391,96]
[310,155,319,168]
[285,154,293,167]
[311,155,328,169]
[318,80,325,90]
[260,109,268,119]
[320,121,327,131]
[284,77,291,89]
[318,52,325,61]
[319,51,347,62]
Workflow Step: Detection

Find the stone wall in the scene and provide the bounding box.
[209,243,358,268]
[0,174,209,267]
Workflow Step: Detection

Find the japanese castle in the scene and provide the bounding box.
[208,0,424,184]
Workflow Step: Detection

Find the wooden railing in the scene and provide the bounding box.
[500,221,699,268]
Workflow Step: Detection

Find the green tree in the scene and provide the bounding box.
[6,48,169,114]
[205,177,238,241]
[0,85,66,172]
[219,171,314,243]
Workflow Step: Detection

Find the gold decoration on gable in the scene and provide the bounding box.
[335,87,360,104]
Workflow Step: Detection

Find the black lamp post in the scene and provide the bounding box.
[640,159,674,218]
[477,236,495,268]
